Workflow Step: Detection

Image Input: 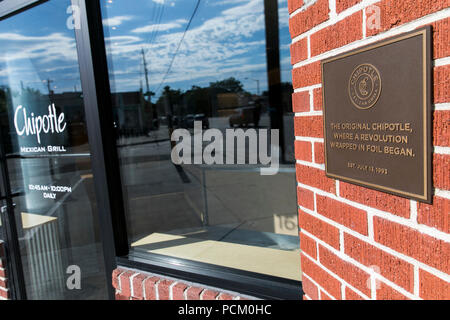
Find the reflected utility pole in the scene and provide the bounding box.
[45,78,54,102]
[142,48,156,132]
[245,77,260,95]
[141,48,151,103]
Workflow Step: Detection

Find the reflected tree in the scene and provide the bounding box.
[209,77,244,93]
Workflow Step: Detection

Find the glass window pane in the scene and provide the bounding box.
[102,0,299,281]
[0,0,108,299]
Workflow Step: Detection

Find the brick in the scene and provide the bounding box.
[0,259,4,269]
[376,282,409,300]
[296,163,336,194]
[158,279,172,300]
[0,268,5,278]
[291,38,308,65]
[313,88,322,111]
[316,195,368,235]
[366,0,450,37]
[118,271,135,298]
[172,282,188,300]
[294,115,323,138]
[374,216,450,274]
[0,278,7,288]
[433,110,450,147]
[344,233,414,292]
[431,17,450,59]
[434,154,450,190]
[319,245,371,297]
[299,209,340,250]
[311,11,363,57]
[300,231,318,259]
[434,65,450,104]
[302,276,319,300]
[218,293,234,300]
[301,253,342,299]
[0,289,9,299]
[295,140,312,162]
[419,269,450,300]
[289,0,329,38]
[292,91,310,112]
[314,142,324,164]
[339,181,410,218]
[336,0,362,13]
[201,289,219,300]
[288,0,304,14]
[320,290,333,300]
[186,286,204,300]
[0,242,4,258]
[112,268,126,290]
[297,186,315,210]
[293,62,321,88]
[345,286,365,300]
[417,196,450,233]
[144,276,160,300]
[131,273,147,299]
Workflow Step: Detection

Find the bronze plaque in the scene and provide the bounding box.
[322,27,432,203]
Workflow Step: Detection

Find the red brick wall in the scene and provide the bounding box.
[112,267,254,300]
[289,0,450,300]
[0,241,10,300]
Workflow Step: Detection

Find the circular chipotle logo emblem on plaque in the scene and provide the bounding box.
[348,63,382,109]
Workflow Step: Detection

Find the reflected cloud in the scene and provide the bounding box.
[106,0,270,93]
[209,0,249,6]
[0,32,77,64]
[0,0,291,95]
[132,19,188,33]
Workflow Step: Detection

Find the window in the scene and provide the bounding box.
[0,0,109,299]
[101,0,299,292]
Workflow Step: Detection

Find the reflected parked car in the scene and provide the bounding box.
[184,114,195,128]
[194,113,209,129]
[229,106,260,127]
[172,115,179,126]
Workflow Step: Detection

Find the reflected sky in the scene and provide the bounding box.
[0,1,81,94]
[0,0,292,98]
[103,0,292,97]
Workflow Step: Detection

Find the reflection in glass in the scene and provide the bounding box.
[0,1,107,299]
[102,0,299,280]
